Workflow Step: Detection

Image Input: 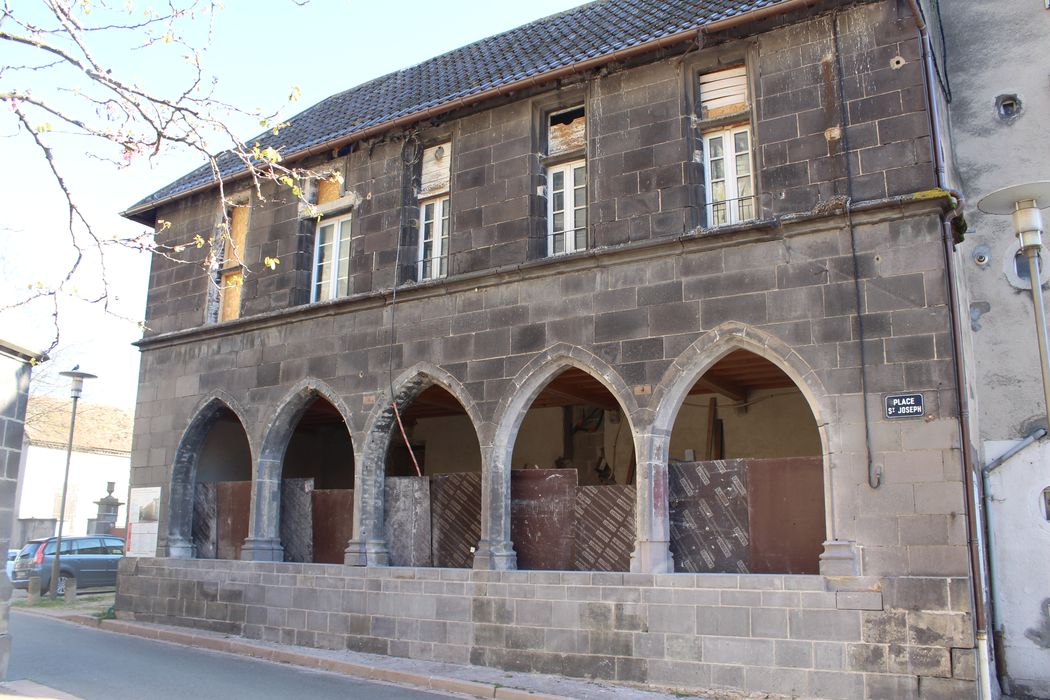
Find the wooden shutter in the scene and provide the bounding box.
[419,142,452,197]
[317,175,342,205]
[700,66,749,120]
[224,204,249,262]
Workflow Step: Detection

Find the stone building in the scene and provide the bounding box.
[118,1,984,697]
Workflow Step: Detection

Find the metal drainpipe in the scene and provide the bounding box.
[904,0,993,696]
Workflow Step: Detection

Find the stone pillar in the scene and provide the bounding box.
[240,457,284,562]
[0,341,43,679]
[345,446,388,566]
[473,444,516,570]
[632,431,673,574]
[167,449,196,558]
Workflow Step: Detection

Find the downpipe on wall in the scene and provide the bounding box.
[905,0,994,696]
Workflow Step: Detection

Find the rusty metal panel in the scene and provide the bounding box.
[669,460,750,574]
[216,481,250,561]
[385,477,432,567]
[430,472,481,569]
[192,482,217,559]
[746,457,825,575]
[511,469,576,571]
[311,489,354,565]
[280,478,313,563]
[573,485,634,572]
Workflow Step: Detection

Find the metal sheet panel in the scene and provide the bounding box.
[192,482,217,559]
[746,457,824,574]
[429,472,481,569]
[215,481,251,561]
[669,460,750,574]
[280,478,314,563]
[574,485,634,572]
[385,476,432,567]
[311,489,354,565]
[511,469,577,571]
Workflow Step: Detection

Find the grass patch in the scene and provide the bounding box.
[12,594,111,609]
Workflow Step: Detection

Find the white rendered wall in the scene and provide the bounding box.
[984,439,1050,696]
[16,444,129,536]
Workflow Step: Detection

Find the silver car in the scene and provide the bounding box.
[11,536,124,595]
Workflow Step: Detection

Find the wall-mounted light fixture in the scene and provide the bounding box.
[978,181,1050,426]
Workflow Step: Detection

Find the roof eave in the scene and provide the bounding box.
[121,0,822,226]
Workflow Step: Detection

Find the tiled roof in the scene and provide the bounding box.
[24,397,133,455]
[124,0,779,218]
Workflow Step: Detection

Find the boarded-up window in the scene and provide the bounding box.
[419,142,451,198]
[699,65,749,120]
[548,106,586,156]
[223,204,249,264]
[218,269,243,322]
[317,175,342,205]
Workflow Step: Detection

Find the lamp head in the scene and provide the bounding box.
[58,368,97,399]
[977,181,1050,253]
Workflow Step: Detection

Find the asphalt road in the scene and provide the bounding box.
[8,611,459,700]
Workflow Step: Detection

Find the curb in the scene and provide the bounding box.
[19,610,567,700]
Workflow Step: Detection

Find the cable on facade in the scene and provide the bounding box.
[832,10,880,489]
[386,133,424,479]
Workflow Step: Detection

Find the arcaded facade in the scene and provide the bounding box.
[119,1,982,697]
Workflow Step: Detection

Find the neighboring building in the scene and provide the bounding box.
[118,1,986,697]
[938,3,1050,698]
[17,397,131,539]
[0,339,45,678]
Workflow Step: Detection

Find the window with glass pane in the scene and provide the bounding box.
[547,159,587,256]
[418,196,450,280]
[703,125,755,227]
[312,214,352,302]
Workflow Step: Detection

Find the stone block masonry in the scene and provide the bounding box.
[118,558,977,700]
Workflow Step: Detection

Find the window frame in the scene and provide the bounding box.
[545,158,588,257]
[311,212,353,303]
[702,124,755,228]
[417,195,450,281]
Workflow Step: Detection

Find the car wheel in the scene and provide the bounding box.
[55,574,74,596]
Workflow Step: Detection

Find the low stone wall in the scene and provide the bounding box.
[117,558,976,699]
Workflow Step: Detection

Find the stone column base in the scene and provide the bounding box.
[165,538,195,559]
[473,540,517,570]
[239,537,284,562]
[631,539,674,574]
[820,540,860,576]
[345,539,390,567]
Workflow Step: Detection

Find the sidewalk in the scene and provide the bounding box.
[10,597,724,700]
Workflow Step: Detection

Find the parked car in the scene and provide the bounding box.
[5,549,17,580]
[11,536,125,594]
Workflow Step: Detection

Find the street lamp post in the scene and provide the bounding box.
[978,181,1050,427]
[49,368,96,597]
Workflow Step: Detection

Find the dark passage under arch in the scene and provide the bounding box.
[667,349,825,574]
[279,396,355,564]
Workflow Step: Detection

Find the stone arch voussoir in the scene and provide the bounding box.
[257,378,353,482]
[651,322,830,439]
[167,391,252,553]
[492,343,641,461]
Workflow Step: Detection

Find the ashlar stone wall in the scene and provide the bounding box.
[118,558,978,700]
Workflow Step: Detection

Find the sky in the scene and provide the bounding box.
[0,0,589,410]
